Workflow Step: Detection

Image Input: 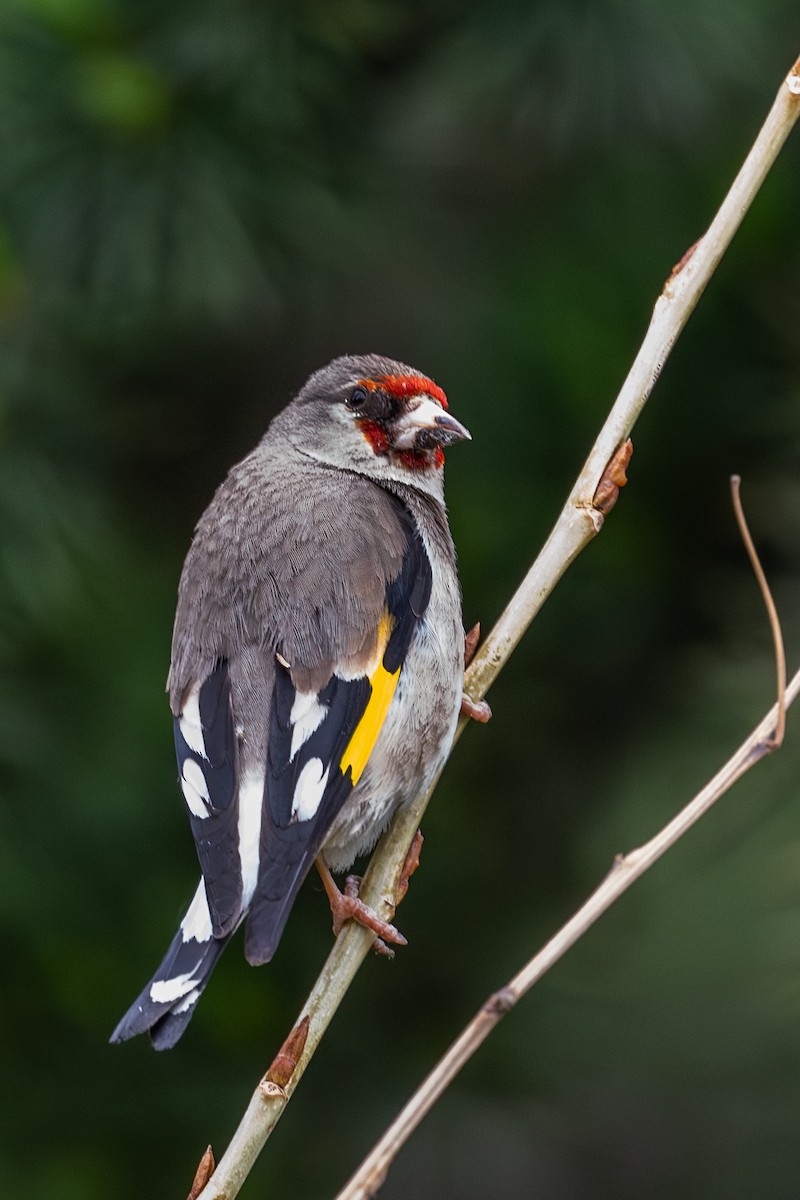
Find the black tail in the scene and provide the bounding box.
[110,881,234,1050]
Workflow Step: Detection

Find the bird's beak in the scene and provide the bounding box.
[392,397,472,451]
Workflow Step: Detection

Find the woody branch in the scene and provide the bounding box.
[194,51,800,1200]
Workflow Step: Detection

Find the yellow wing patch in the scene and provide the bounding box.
[341,613,400,785]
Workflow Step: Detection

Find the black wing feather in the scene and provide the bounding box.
[173,660,242,936]
[110,916,231,1050]
[384,510,433,672]
[243,670,369,963]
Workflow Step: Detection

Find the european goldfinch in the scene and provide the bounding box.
[111,354,469,1049]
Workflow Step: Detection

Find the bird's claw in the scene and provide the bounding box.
[329,873,407,956]
[461,694,492,723]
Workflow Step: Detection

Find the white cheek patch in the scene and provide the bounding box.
[289,691,327,760]
[179,686,207,759]
[180,880,213,944]
[181,758,210,819]
[238,771,264,907]
[392,397,444,449]
[291,757,330,823]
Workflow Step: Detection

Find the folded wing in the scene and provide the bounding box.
[244,506,433,964]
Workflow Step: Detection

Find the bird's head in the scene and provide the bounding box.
[283,354,470,495]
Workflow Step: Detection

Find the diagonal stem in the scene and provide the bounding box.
[196,51,800,1200]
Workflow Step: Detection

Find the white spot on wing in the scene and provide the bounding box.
[150,971,201,1005]
[180,879,213,943]
[179,685,207,758]
[181,758,210,819]
[289,691,327,760]
[291,757,330,823]
[238,771,264,907]
[174,987,201,1015]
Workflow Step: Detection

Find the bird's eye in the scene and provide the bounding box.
[346,386,369,410]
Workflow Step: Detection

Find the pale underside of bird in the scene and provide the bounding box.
[111,354,472,1049]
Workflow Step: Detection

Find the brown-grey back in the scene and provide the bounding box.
[168,440,413,709]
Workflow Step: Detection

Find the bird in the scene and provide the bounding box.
[110,353,472,1049]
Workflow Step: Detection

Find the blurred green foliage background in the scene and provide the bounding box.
[2,2,800,1196]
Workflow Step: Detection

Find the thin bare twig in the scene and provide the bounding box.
[336,492,795,1199]
[731,475,787,747]
[196,52,800,1200]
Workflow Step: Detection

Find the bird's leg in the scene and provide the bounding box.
[395,829,423,904]
[461,622,492,722]
[315,857,407,958]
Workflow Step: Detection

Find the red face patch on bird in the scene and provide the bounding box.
[350,374,469,471]
[359,373,449,410]
[357,419,391,457]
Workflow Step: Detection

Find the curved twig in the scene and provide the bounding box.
[730,475,787,747]
[335,481,795,1199]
